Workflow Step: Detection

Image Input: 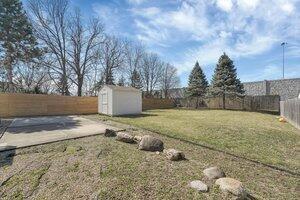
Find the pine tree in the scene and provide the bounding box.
[186,61,208,108]
[130,69,142,89]
[0,0,41,92]
[209,53,245,109]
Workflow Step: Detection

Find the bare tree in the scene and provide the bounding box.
[160,63,180,98]
[68,9,104,96]
[141,53,163,97]
[28,0,71,95]
[14,60,49,93]
[124,41,145,85]
[100,36,125,85]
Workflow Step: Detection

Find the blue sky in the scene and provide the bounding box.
[36,0,300,86]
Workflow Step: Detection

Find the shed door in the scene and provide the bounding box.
[101,93,108,114]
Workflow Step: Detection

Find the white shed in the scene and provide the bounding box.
[98,85,142,116]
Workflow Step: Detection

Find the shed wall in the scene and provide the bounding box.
[112,90,142,115]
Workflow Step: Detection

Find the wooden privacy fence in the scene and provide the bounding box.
[142,98,175,110]
[280,98,300,129]
[178,95,280,113]
[0,93,98,118]
[0,93,175,117]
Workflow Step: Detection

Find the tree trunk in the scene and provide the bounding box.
[222,93,226,109]
[61,74,69,96]
[77,76,83,96]
[7,58,14,93]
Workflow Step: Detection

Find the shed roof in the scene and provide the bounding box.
[102,85,140,92]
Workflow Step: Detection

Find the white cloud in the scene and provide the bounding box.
[131,7,161,17]
[237,0,260,10]
[130,0,299,75]
[216,0,233,12]
[134,19,170,47]
[93,0,300,78]
[92,4,121,33]
[281,2,295,14]
[127,0,147,5]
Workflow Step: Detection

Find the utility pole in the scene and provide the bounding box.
[281,42,287,79]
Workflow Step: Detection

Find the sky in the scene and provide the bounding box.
[32,0,300,86]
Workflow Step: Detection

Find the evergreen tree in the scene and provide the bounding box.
[186,61,208,108]
[117,76,125,86]
[130,69,142,89]
[0,0,41,92]
[209,53,245,109]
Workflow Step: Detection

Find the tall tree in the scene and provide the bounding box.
[124,42,145,86]
[100,36,125,85]
[68,9,104,96]
[186,61,208,107]
[141,53,163,97]
[130,68,142,89]
[160,63,180,98]
[209,53,244,109]
[0,0,41,92]
[29,0,71,95]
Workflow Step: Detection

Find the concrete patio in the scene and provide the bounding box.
[0,115,119,151]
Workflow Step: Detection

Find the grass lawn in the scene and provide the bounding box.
[0,129,299,199]
[93,109,300,173]
[1,109,299,199]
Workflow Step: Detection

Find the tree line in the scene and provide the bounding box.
[0,0,180,96]
[186,53,245,109]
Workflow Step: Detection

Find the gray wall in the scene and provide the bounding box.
[243,78,300,100]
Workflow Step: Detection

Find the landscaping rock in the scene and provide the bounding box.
[133,135,142,142]
[164,148,185,161]
[215,177,247,198]
[104,129,116,137]
[189,180,209,192]
[138,135,164,152]
[203,166,225,180]
[116,132,135,143]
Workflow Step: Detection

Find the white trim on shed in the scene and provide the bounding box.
[98,85,142,116]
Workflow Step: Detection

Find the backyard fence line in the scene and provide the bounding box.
[0,93,175,118]
[280,98,300,129]
[0,93,98,118]
[142,98,175,110]
[176,95,280,113]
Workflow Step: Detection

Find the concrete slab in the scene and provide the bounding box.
[0,116,120,151]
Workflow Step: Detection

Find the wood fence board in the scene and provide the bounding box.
[280,98,300,129]
[0,93,99,117]
[178,95,280,113]
[0,93,174,117]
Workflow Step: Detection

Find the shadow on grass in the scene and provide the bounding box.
[116,113,158,118]
[0,147,16,168]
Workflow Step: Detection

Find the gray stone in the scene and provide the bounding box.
[104,129,116,137]
[189,180,209,192]
[164,148,185,161]
[133,135,142,142]
[215,177,247,198]
[203,166,225,180]
[138,135,164,152]
[116,132,135,143]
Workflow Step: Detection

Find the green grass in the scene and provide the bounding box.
[1,133,298,199]
[93,109,300,172]
[1,109,299,199]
